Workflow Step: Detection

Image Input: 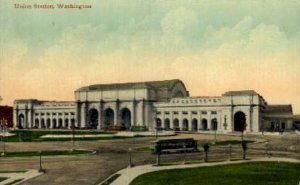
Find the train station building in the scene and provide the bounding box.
[13,79,295,133]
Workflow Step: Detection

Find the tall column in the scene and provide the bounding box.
[188,111,192,131]
[179,112,183,130]
[141,99,145,126]
[13,106,18,128]
[98,100,104,130]
[80,102,87,128]
[208,111,211,130]
[76,101,81,128]
[114,99,120,125]
[131,100,136,126]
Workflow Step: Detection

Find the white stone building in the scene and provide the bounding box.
[13,79,294,133]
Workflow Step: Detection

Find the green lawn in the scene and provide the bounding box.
[0,177,8,182]
[0,150,92,157]
[4,130,133,142]
[5,178,23,185]
[130,162,300,185]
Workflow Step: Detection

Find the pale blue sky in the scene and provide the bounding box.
[0,0,300,113]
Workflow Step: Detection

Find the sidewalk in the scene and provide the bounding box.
[0,170,43,185]
[102,157,300,185]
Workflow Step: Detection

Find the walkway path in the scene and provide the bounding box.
[0,170,42,185]
[102,157,300,185]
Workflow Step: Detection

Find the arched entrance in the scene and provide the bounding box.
[104,108,114,128]
[58,118,63,128]
[41,119,45,128]
[202,119,207,130]
[173,119,179,130]
[211,118,218,131]
[234,111,246,131]
[88,108,99,129]
[46,118,51,128]
[71,119,75,128]
[164,118,170,130]
[156,118,162,128]
[182,119,189,131]
[18,114,25,128]
[121,108,131,129]
[53,118,57,128]
[35,119,39,128]
[65,119,69,128]
[192,119,198,131]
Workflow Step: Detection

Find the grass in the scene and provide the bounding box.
[101,174,121,185]
[130,162,300,185]
[0,150,92,157]
[0,177,8,182]
[4,130,133,142]
[133,146,154,152]
[5,178,23,185]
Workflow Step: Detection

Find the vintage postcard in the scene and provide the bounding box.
[0,1,299,185]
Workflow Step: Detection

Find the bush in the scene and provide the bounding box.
[130,126,148,132]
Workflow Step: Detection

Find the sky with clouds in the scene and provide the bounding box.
[0,0,300,113]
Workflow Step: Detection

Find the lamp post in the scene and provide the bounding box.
[128,148,132,168]
[1,119,6,156]
[71,122,75,151]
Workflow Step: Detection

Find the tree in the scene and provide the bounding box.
[242,141,248,160]
[203,143,210,162]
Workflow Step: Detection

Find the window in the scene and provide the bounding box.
[58,113,62,116]
[46,113,50,116]
[71,112,75,115]
[182,111,188,115]
[52,113,56,115]
[35,113,39,116]
[64,113,69,115]
[41,113,45,116]
[192,111,197,115]
[173,111,178,115]
[201,111,207,115]
[156,112,161,115]
[211,111,217,114]
[165,111,170,115]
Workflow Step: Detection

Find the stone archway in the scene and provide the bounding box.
[104,108,114,128]
[41,119,45,128]
[18,114,25,128]
[65,118,69,128]
[234,111,246,131]
[121,108,131,129]
[156,118,162,128]
[88,108,99,129]
[173,119,179,130]
[164,118,170,130]
[182,119,189,131]
[35,119,39,128]
[46,118,51,128]
[192,119,198,131]
[53,118,57,128]
[202,119,208,130]
[211,118,218,131]
[58,118,63,128]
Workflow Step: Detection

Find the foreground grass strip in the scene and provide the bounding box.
[6,130,132,142]
[101,174,121,185]
[5,178,23,185]
[130,162,300,185]
[0,150,92,157]
[0,177,8,182]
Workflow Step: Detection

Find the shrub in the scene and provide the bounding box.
[130,126,148,132]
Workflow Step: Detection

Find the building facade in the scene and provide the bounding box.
[13,79,295,133]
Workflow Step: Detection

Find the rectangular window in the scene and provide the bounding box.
[192,111,197,115]
[65,113,69,115]
[71,112,75,115]
[52,113,56,115]
[211,111,217,114]
[201,111,207,114]
[173,111,178,115]
[41,113,45,116]
[165,111,170,115]
[58,113,62,116]
[182,111,188,115]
